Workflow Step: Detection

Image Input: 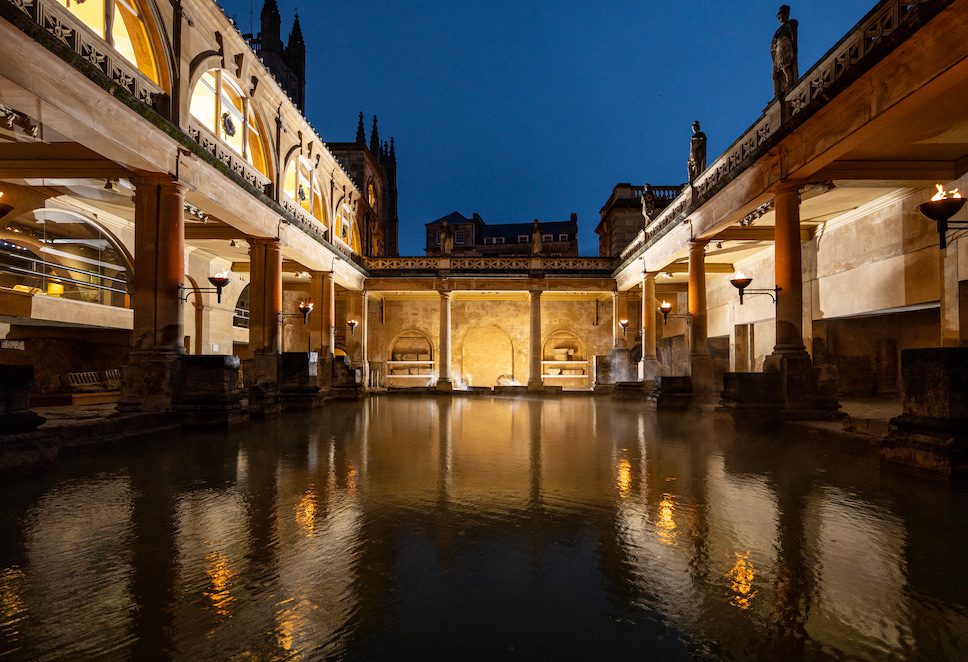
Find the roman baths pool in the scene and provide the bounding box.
[0,396,966,660]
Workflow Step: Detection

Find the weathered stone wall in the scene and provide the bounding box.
[366,295,613,388]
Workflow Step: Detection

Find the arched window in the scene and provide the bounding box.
[283,156,327,227]
[367,182,376,208]
[335,202,360,253]
[57,0,159,83]
[1,207,132,309]
[189,70,269,176]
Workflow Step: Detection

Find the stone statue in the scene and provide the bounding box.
[531,219,543,255]
[771,4,798,97]
[641,184,657,220]
[440,219,453,255]
[688,121,707,182]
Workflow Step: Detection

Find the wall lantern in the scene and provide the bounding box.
[918,184,967,250]
[619,319,629,336]
[729,271,779,305]
[179,272,232,304]
[347,319,359,336]
[279,301,315,353]
[658,301,691,325]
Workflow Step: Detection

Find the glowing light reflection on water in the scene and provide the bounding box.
[0,396,966,659]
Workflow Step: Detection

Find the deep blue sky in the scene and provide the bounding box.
[217,0,873,256]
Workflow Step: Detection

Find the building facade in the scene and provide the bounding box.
[0,0,967,463]
[425,212,579,257]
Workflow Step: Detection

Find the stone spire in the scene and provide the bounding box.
[389,137,396,163]
[287,11,305,54]
[370,115,380,154]
[260,0,283,54]
[356,112,366,145]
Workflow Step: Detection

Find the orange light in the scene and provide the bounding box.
[931,184,962,201]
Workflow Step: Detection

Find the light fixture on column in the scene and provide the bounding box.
[279,302,315,353]
[619,319,629,336]
[729,271,779,305]
[658,301,692,325]
[179,272,232,304]
[918,184,967,250]
[298,301,315,325]
[347,319,359,336]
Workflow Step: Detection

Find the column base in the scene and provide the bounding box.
[882,348,968,477]
[243,353,281,418]
[118,350,182,413]
[436,379,454,392]
[527,379,544,392]
[174,355,246,429]
[646,376,693,411]
[280,352,324,410]
[0,365,46,432]
[759,351,843,420]
[689,354,717,402]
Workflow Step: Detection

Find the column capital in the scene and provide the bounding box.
[131,173,190,198]
[772,180,804,196]
[248,237,282,248]
[529,289,543,298]
[689,239,709,252]
[439,289,453,300]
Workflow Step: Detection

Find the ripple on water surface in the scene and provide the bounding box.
[0,396,967,659]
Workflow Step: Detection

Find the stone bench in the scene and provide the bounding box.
[31,370,122,406]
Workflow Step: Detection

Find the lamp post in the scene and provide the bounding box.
[918,184,967,250]
[347,319,359,336]
[619,319,629,336]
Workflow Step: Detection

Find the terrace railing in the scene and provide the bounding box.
[365,256,616,275]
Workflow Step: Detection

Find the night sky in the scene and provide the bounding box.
[216,0,873,256]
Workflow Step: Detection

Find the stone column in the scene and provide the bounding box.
[244,238,282,391]
[322,270,335,357]
[309,271,326,354]
[437,290,453,390]
[688,240,715,397]
[361,291,370,386]
[641,272,661,380]
[119,175,186,412]
[688,240,709,358]
[773,184,808,356]
[247,238,283,355]
[528,289,543,390]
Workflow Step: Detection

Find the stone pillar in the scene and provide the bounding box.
[119,175,186,412]
[361,291,370,386]
[248,238,283,355]
[688,240,715,398]
[773,184,808,356]
[688,241,709,358]
[528,289,543,390]
[641,272,661,380]
[309,271,326,354]
[244,238,282,392]
[437,290,453,390]
[322,270,335,357]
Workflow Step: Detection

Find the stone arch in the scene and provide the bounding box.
[187,68,274,179]
[460,324,514,388]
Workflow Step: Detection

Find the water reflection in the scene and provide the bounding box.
[0,396,966,659]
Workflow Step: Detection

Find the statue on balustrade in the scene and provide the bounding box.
[531,219,543,255]
[641,184,658,220]
[687,121,707,183]
[440,219,453,255]
[771,4,799,97]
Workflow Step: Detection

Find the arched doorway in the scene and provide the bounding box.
[461,325,514,388]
